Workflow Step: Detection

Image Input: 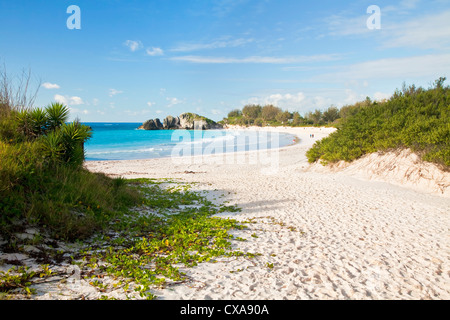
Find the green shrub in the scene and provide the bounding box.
[307,78,450,168]
[1,95,140,240]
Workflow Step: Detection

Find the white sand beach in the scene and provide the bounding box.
[83,126,450,300]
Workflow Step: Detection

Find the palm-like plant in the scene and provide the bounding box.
[61,120,92,144]
[41,130,64,163]
[60,121,92,165]
[30,107,48,137]
[17,102,93,166]
[46,103,70,131]
[16,109,34,138]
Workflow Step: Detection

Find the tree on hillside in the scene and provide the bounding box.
[261,104,282,121]
[323,106,340,123]
[242,104,262,119]
[227,109,242,118]
[305,109,323,125]
[292,111,304,125]
[434,76,447,89]
[276,110,292,124]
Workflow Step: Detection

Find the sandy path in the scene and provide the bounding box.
[85,127,450,300]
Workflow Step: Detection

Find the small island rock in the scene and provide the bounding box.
[139,113,223,130]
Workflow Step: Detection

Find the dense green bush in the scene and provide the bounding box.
[307,78,450,168]
[0,106,141,239]
[0,71,142,241]
[13,103,92,166]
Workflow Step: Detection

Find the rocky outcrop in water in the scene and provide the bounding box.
[140,118,163,130]
[139,113,223,130]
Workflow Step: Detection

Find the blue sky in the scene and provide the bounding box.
[1,0,449,122]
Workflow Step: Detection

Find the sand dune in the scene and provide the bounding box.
[84,127,450,300]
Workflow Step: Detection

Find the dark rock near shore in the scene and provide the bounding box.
[139,118,163,130]
[139,113,223,130]
[163,115,180,129]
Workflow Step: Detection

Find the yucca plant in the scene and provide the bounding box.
[46,103,69,132]
[60,121,92,165]
[15,109,34,139]
[40,120,92,166]
[30,107,48,137]
[15,103,71,140]
[40,130,64,164]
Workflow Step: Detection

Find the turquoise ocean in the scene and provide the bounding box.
[83,123,297,161]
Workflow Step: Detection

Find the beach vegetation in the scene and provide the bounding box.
[223,103,342,127]
[71,179,255,299]
[0,68,142,241]
[306,78,450,168]
[261,105,283,121]
[242,104,262,119]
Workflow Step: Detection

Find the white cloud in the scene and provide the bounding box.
[311,53,450,82]
[146,47,164,56]
[170,54,340,64]
[124,40,143,52]
[42,82,60,89]
[211,109,223,115]
[109,89,123,97]
[124,109,151,116]
[166,97,184,108]
[171,37,254,52]
[241,92,306,111]
[343,89,365,105]
[70,96,84,105]
[325,7,450,50]
[54,94,84,106]
[382,11,450,49]
[373,92,392,101]
[266,92,306,106]
[326,14,370,37]
[400,0,421,9]
[212,0,248,17]
[147,101,155,107]
[54,94,67,104]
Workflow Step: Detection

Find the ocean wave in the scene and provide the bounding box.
[86,147,163,155]
[177,133,242,146]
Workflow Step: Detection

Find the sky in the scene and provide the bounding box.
[0,0,449,122]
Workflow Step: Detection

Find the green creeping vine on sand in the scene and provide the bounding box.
[1,178,258,299]
[76,178,258,300]
[0,179,260,299]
